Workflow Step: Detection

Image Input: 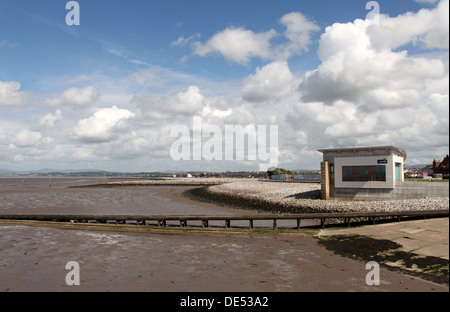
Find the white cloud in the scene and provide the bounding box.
[1,4,448,171]
[241,61,294,102]
[74,106,136,143]
[0,39,16,49]
[14,129,43,148]
[10,129,54,153]
[39,109,63,128]
[222,106,255,125]
[193,27,277,65]
[191,11,320,65]
[293,1,449,161]
[171,33,201,47]
[276,12,321,59]
[43,86,100,107]
[300,18,446,110]
[368,0,449,50]
[0,81,28,106]
[171,86,205,115]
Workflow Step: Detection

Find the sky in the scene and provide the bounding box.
[0,0,449,172]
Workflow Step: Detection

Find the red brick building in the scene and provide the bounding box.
[433,155,449,175]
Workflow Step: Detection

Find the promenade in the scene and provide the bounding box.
[319,217,449,260]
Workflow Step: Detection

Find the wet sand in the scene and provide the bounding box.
[0,176,448,292]
[1,224,448,292]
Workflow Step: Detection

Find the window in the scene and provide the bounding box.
[342,166,386,182]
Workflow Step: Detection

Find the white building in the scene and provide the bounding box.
[318,146,407,200]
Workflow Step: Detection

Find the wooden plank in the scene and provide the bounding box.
[0,210,448,223]
[0,210,448,230]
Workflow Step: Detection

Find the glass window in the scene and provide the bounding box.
[342,166,386,182]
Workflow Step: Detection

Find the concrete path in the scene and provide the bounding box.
[318,217,449,260]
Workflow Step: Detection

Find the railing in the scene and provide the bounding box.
[0,210,448,229]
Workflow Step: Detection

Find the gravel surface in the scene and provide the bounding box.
[203,180,449,213]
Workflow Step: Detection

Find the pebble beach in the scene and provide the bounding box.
[97,178,450,214]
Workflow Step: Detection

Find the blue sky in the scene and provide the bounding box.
[0,0,448,172]
[1,0,428,86]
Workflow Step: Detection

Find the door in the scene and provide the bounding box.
[395,163,402,182]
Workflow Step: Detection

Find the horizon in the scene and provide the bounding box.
[1,0,449,172]
[0,161,438,175]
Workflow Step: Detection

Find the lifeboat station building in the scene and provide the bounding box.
[318,145,449,200]
[318,146,407,200]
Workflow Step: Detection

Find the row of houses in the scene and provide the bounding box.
[404,155,449,179]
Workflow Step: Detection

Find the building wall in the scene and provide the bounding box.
[332,182,449,200]
[334,154,404,189]
[319,146,417,200]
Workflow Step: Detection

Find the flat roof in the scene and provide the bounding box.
[317,146,407,161]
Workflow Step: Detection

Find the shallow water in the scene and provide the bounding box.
[0,176,318,228]
[0,177,248,215]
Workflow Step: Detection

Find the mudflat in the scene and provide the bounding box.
[0,176,448,292]
[1,224,448,292]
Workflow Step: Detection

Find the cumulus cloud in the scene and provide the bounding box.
[14,129,44,148]
[39,109,63,128]
[74,106,136,143]
[368,0,449,50]
[0,81,28,106]
[8,129,54,158]
[241,61,294,102]
[294,0,449,162]
[171,86,205,115]
[1,3,448,171]
[190,11,319,65]
[299,18,446,110]
[193,27,277,65]
[276,12,321,59]
[43,86,100,107]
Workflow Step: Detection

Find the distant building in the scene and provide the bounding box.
[318,146,407,200]
[433,155,449,175]
[270,174,290,181]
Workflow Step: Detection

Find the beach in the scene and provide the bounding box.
[1,223,448,292]
[0,176,448,292]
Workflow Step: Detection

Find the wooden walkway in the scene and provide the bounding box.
[0,210,448,229]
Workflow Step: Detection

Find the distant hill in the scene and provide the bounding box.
[405,164,429,169]
[0,168,107,175]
